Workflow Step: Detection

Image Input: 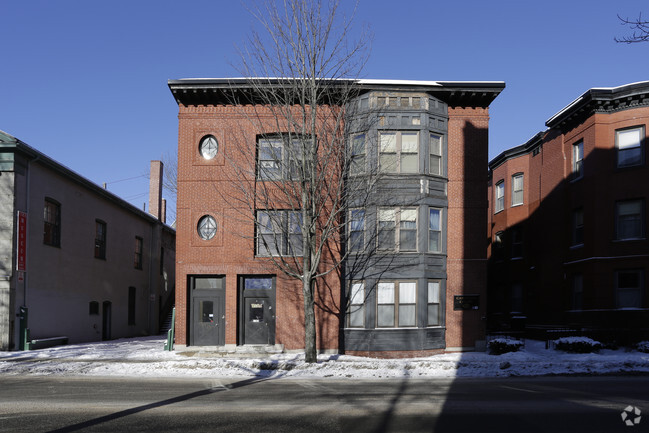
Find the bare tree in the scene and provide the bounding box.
[161,152,177,198]
[615,13,649,43]
[224,0,374,362]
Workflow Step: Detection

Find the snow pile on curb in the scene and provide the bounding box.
[1,336,649,378]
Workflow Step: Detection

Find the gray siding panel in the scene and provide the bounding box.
[344,328,445,352]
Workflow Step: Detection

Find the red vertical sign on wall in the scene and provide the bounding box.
[17,211,27,272]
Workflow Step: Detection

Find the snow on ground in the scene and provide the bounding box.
[1,336,648,379]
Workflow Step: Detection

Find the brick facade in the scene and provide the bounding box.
[169,78,504,356]
[488,81,649,343]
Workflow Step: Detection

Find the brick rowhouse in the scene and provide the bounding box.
[169,78,504,357]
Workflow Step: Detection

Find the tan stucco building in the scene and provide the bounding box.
[0,131,175,350]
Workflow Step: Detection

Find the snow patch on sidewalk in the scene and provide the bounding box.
[1,337,648,379]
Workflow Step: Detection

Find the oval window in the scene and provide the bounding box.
[197,215,217,240]
[199,135,218,160]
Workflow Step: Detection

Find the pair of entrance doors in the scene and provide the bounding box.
[190,276,275,346]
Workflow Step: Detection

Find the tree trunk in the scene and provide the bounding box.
[303,277,317,363]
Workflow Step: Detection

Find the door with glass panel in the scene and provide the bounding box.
[190,276,225,346]
[239,276,276,345]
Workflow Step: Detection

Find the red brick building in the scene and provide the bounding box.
[488,81,649,342]
[169,78,504,356]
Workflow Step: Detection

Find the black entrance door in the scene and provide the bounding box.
[102,301,112,341]
[191,294,224,345]
[189,276,225,346]
[244,297,271,344]
[239,276,275,345]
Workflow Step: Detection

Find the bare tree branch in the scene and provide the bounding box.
[615,13,649,43]
[221,0,376,362]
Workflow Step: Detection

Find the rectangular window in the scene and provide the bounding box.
[257,136,308,180]
[616,200,644,240]
[287,212,303,256]
[349,209,365,252]
[378,208,417,252]
[377,281,417,328]
[95,220,106,259]
[511,227,523,259]
[573,208,584,246]
[572,274,583,310]
[43,199,61,247]
[399,209,417,251]
[351,134,365,174]
[256,210,303,256]
[427,281,441,326]
[430,134,442,176]
[89,301,99,315]
[134,237,143,269]
[495,181,504,213]
[616,126,644,168]
[258,138,284,180]
[377,209,396,250]
[347,282,364,328]
[160,247,164,275]
[379,131,419,173]
[511,284,523,313]
[128,286,136,325]
[511,174,524,206]
[428,208,442,252]
[573,140,583,179]
[616,269,644,308]
[377,282,395,327]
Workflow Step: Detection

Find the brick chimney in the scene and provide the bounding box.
[161,198,167,224]
[149,160,164,221]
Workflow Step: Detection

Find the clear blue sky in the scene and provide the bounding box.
[2,0,648,221]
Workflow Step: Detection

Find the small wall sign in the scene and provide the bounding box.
[454,295,480,310]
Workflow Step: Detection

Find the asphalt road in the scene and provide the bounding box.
[0,375,647,432]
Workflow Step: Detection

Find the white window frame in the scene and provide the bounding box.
[511,173,524,207]
[572,140,583,179]
[616,126,644,168]
[495,181,505,213]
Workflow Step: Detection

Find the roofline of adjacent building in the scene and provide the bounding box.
[0,130,175,233]
[488,131,545,171]
[546,80,649,128]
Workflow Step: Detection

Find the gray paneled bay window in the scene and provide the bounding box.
[347,282,365,328]
[379,131,419,173]
[430,133,442,176]
[428,208,442,252]
[377,281,417,328]
[378,208,417,252]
